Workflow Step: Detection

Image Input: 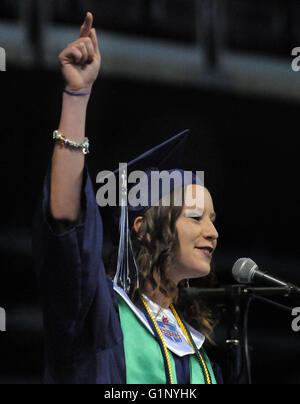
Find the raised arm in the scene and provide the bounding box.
[51,12,101,222]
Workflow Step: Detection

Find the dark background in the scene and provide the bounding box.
[0,0,300,384]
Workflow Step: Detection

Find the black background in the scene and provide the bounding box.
[1,0,300,383]
[0,68,299,383]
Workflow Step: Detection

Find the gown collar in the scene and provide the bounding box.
[114,283,205,357]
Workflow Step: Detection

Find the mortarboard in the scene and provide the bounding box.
[99,129,204,294]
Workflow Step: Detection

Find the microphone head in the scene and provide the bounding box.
[232,258,258,284]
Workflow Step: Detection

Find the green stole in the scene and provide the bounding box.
[117,294,217,384]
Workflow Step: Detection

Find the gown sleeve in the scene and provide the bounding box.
[32,164,124,382]
[211,360,224,384]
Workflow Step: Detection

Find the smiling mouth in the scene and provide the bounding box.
[195,247,213,258]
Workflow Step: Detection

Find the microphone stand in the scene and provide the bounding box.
[239,287,294,384]
[224,285,244,384]
[180,285,295,384]
[243,289,294,313]
[219,285,294,384]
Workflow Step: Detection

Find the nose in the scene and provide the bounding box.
[203,218,219,242]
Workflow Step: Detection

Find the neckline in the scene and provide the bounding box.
[114,283,205,357]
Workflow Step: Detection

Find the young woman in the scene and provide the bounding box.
[32,12,223,384]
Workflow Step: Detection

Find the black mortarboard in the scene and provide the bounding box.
[111,129,204,226]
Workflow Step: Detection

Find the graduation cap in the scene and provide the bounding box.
[102,129,204,294]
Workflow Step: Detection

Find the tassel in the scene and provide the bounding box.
[114,166,139,294]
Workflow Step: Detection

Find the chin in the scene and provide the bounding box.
[189,263,211,279]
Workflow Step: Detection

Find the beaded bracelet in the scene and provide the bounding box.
[53,130,90,155]
[63,88,92,96]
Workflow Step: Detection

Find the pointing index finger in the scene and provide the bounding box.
[79,12,93,38]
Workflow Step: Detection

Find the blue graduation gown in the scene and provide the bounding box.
[32,166,223,384]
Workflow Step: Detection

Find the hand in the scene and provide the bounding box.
[59,12,101,92]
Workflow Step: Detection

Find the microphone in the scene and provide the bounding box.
[232,258,300,294]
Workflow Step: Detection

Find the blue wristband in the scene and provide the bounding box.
[64,88,92,96]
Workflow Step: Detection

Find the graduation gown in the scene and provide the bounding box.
[32,166,223,384]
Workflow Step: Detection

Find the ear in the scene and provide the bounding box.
[133,216,144,233]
